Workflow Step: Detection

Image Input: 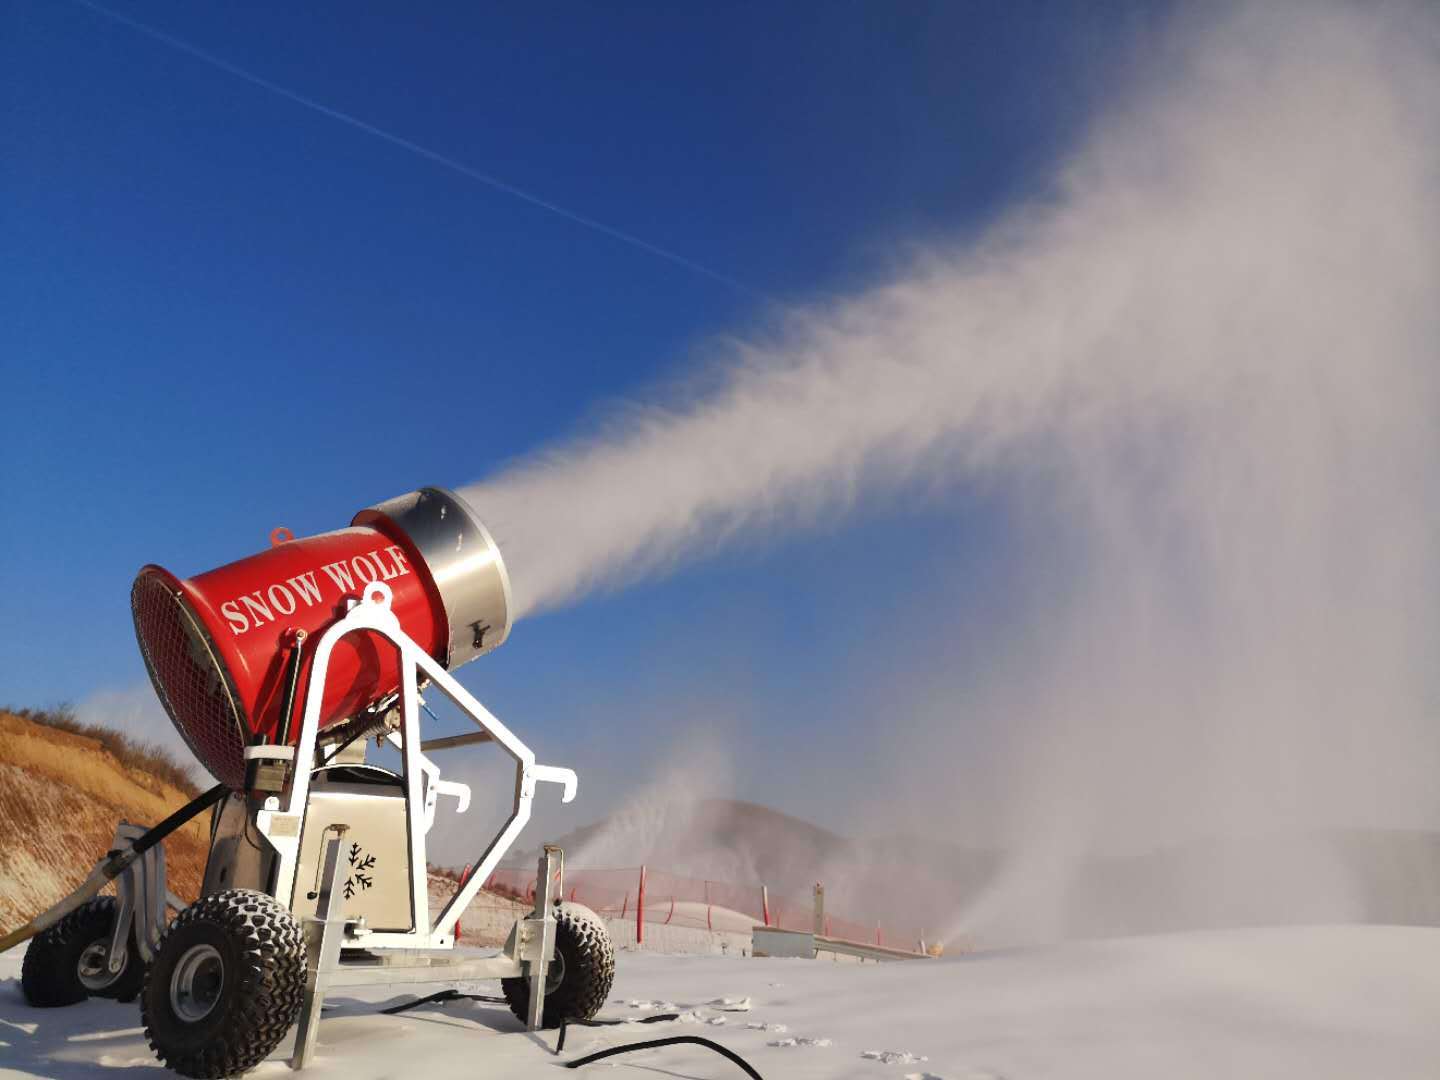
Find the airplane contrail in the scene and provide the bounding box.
[71,0,764,301]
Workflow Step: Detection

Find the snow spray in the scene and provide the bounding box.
[464,2,1440,943]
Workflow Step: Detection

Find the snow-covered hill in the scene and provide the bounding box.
[4,924,1436,1078]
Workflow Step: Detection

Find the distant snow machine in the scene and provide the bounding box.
[0,488,614,1077]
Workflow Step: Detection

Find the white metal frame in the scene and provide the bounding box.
[254,580,577,951]
[290,838,564,1066]
[103,823,185,973]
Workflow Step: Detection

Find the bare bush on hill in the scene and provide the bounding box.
[5,705,198,797]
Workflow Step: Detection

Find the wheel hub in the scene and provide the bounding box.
[170,944,225,1023]
[77,940,124,992]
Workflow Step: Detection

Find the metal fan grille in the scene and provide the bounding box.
[131,571,249,790]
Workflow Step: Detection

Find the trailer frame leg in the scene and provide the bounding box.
[522,845,561,1031]
[291,827,350,1071]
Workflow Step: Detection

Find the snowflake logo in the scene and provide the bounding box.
[343,841,377,899]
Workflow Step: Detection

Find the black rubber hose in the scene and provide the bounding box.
[563,1035,765,1079]
[379,989,509,1015]
[556,1013,679,1052]
[113,782,228,863]
[378,993,763,1079]
[1,780,229,954]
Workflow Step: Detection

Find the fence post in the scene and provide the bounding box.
[621,892,628,919]
[761,884,771,927]
[813,883,825,937]
[637,865,646,946]
[666,896,675,925]
[876,921,882,947]
[705,880,713,931]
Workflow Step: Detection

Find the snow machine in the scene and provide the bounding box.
[1,488,614,1076]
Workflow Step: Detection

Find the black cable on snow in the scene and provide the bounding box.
[562,1034,765,1079]
[376,997,763,1078]
[556,1013,680,1052]
[379,988,509,1015]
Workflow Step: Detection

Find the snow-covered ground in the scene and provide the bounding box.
[3,925,1437,1079]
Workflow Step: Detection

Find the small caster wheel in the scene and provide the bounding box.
[21,896,146,1007]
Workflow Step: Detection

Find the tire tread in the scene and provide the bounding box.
[502,902,616,1029]
[141,889,305,1079]
[20,896,144,1007]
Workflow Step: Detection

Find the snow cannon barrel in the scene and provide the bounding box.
[131,487,512,790]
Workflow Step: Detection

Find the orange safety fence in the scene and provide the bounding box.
[472,865,928,954]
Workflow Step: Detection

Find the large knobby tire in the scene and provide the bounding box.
[502,902,615,1029]
[21,896,147,1007]
[141,889,305,1079]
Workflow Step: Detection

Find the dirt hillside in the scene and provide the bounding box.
[0,709,210,932]
[0,709,528,945]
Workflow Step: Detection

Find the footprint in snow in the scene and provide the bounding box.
[746,1022,788,1033]
[863,1050,929,1065]
[767,1037,833,1048]
[707,995,752,1011]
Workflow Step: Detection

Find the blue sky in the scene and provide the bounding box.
[1,1,1162,833]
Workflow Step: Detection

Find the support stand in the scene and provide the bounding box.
[521,846,561,1030]
[292,828,350,1070]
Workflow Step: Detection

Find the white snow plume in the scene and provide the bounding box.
[466,2,1440,941]
[564,739,742,873]
[463,4,1438,623]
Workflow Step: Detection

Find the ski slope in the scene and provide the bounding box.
[2,925,1437,1079]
